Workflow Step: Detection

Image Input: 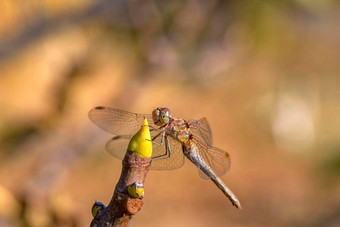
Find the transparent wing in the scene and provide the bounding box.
[105,135,132,160]
[191,136,231,179]
[88,106,155,136]
[105,130,185,170]
[188,118,213,146]
[150,132,185,170]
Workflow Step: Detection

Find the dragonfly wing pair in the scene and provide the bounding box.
[88,106,154,136]
[188,118,231,178]
[189,136,231,179]
[89,106,185,170]
[188,118,213,146]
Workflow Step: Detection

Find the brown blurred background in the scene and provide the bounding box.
[0,0,340,226]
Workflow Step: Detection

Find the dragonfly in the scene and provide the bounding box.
[89,106,242,209]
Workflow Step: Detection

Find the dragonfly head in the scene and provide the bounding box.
[152,107,172,126]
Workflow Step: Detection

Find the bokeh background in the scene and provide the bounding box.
[1,0,340,226]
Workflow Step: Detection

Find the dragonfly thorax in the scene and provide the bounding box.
[169,119,191,143]
[152,107,172,126]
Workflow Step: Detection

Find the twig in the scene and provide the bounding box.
[90,118,152,227]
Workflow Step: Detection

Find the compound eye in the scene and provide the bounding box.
[152,109,162,125]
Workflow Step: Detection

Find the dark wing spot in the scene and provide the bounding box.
[95,106,106,110]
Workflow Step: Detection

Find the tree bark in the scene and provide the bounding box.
[90,150,151,227]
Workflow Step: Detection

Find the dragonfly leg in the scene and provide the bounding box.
[149,131,165,146]
[149,125,164,132]
[165,136,171,158]
[152,136,171,160]
[160,131,165,144]
[148,125,168,145]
